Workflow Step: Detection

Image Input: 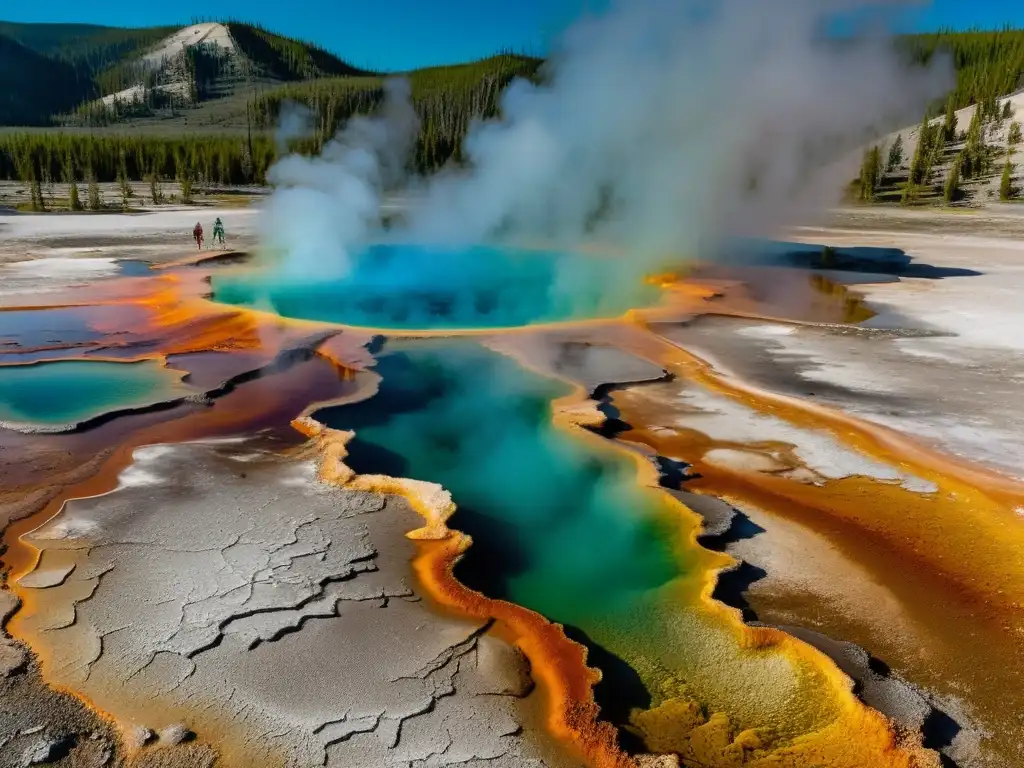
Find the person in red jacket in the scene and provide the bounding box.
[193,222,204,250]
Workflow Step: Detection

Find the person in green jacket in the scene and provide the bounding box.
[212,217,226,248]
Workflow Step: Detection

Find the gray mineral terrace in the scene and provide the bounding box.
[12,438,582,768]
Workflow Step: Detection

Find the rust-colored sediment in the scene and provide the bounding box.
[1,359,359,767]
[617,323,1024,604]
[637,267,877,327]
[0,261,374,766]
[314,331,378,373]
[604,321,1024,765]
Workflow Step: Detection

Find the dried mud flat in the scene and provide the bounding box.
[6,438,579,768]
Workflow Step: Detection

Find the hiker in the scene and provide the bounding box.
[193,222,204,250]
[212,217,226,248]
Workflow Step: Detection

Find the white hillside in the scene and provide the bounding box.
[100,83,190,108]
[94,23,241,110]
[142,23,236,68]
[896,89,1024,161]
[869,88,1024,204]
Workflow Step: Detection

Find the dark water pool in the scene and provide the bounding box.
[116,259,153,277]
[316,342,680,620]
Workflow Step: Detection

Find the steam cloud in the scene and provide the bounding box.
[254,0,950,319]
[259,79,418,279]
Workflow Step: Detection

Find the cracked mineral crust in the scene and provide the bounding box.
[12,438,581,768]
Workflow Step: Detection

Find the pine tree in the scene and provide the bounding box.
[179,172,193,203]
[924,127,944,184]
[962,106,988,179]
[909,126,930,186]
[945,154,962,203]
[887,134,904,172]
[943,97,958,142]
[985,93,999,121]
[1009,121,1023,146]
[859,146,881,202]
[60,147,78,212]
[901,181,915,207]
[29,179,45,212]
[87,174,101,211]
[1001,157,1015,201]
[149,173,162,205]
[968,104,983,142]
[118,154,132,209]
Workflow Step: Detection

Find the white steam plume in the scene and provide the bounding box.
[258,79,419,278]
[406,0,948,261]
[259,0,950,288]
[274,101,314,153]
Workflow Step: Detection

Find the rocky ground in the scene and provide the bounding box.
[785,206,1024,478]
[7,436,578,768]
[0,214,590,767]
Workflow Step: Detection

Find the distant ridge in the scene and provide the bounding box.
[0,33,82,124]
[0,19,375,126]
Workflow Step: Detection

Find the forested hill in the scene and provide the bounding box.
[0,34,84,126]
[0,21,176,71]
[3,22,1024,201]
[3,20,1024,130]
[902,29,1024,112]
[0,20,371,126]
[223,23,372,80]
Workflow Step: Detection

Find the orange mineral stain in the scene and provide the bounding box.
[291,350,940,768]
[604,325,1024,766]
[499,347,940,768]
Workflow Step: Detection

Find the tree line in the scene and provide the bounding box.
[0,133,276,199]
[0,54,540,196]
[0,24,178,125]
[0,20,369,127]
[248,54,542,173]
[224,22,372,81]
[902,29,1024,114]
[5,22,1024,130]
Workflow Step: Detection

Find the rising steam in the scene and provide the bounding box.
[250,0,950,324]
[407,0,948,255]
[259,79,418,279]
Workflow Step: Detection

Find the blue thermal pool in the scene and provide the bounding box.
[313,340,842,741]
[211,243,662,330]
[0,359,191,428]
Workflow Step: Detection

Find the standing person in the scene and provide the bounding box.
[193,221,204,250]
[212,217,226,248]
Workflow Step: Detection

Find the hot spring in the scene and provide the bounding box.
[313,340,847,747]
[0,359,191,429]
[211,243,663,330]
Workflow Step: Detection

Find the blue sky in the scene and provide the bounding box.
[2,0,1023,71]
